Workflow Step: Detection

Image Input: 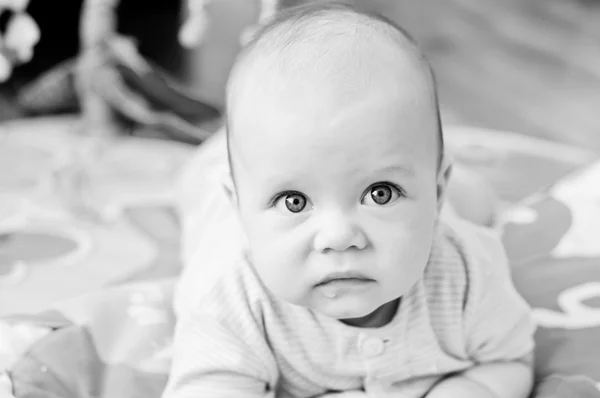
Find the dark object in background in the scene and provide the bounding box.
[4,0,83,85]
[0,0,186,119]
[0,0,221,144]
[116,0,186,77]
[15,38,221,144]
[11,0,183,82]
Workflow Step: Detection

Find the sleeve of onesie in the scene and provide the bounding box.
[162,308,278,398]
[462,226,536,363]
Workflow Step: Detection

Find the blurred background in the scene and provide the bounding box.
[2,0,599,150]
[2,2,600,390]
[1,0,599,311]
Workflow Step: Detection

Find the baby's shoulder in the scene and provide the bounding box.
[174,250,272,322]
[424,219,510,303]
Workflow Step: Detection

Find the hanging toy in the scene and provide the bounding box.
[179,0,213,48]
[0,0,40,82]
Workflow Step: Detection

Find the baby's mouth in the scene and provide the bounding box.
[315,272,376,298]
[315,271,374,287]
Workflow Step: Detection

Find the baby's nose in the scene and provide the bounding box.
[313,211,367,253]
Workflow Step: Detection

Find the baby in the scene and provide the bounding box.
[164,3,535,398]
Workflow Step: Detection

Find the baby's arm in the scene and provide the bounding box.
[426,357,533,398]
[162,309,278,398]
[427,225,536,398]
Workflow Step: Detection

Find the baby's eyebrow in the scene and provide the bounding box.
[379,165,415,177]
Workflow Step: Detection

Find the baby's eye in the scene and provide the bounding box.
[362,183,404,206]
[274,192,310,213]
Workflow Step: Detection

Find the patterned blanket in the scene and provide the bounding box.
[2,119,600,397]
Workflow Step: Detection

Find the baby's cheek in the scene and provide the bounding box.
[249,235,309,303]
[370,217,434,274]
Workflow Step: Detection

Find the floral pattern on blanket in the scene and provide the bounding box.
[5,280,176,398]
[504,161,600,386]
[2,122,600,397]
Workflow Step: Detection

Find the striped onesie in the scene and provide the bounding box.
[165,130,535,398]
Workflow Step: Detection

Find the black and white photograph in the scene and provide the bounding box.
[1,1,600,397]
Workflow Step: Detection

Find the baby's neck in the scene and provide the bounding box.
[340,298,400,328]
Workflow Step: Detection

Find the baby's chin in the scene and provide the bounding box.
[309,294,391,325]
[273,284,401,326]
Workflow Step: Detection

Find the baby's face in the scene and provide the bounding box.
[229,76,441,324]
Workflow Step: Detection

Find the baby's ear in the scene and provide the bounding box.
[436,152,453,214]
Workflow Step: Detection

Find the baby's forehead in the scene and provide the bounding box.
[227,6,433,103]
[228,87,440,172]
[226,5,442,169]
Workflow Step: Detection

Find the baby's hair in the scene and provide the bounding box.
[226,2,444,182]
